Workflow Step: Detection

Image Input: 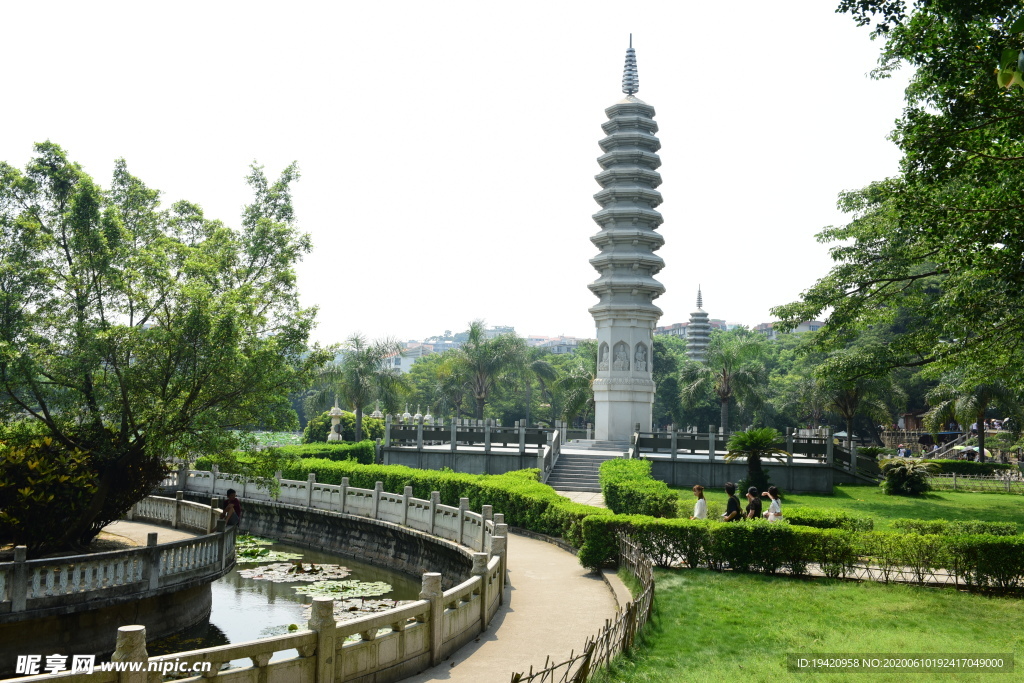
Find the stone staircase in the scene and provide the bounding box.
[545,452,624,492]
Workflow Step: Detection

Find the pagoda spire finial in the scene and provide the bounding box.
[622,35,639,96]
[697,286,703,309]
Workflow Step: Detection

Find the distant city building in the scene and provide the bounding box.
[390,343,434,373]
[538,336,584,355]
[754,321,825,340]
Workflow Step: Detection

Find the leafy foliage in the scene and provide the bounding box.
[598,459,679,517]
[681,331,768,431]
[0,143,328,551]
[880,457,934,495]
[302,411,384,444]
[918,459,1014,476]
[292,580,392,599]
[725,427,789,493]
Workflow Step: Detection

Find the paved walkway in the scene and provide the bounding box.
[554,490,606,507]
[403,532,620,683]
[103,520,199,545]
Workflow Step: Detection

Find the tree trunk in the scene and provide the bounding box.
[977,411,986,462]
[475,396,485,420]
[846,418,853,453]
[720,398,729,435]
[354,405,364,442]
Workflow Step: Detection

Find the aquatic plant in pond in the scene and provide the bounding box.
[235,535,304,563]
[238,562,352,582]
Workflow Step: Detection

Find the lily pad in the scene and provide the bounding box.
[236,547,304,563]
[301,598,417,623]
[293,580,392,599]
[238,562,351,583]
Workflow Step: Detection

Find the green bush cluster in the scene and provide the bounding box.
[599,459,679,517]
[578,514,1024,589]
[918,459,1014,476]
[784,507,874,532]
[890,518,1018,536]
[302,411,384,444]
[277,442,376,464]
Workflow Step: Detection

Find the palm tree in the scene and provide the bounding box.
[924,374,1021,462]
[725,427,790,493]
[819,373,904,453]
[314,335,409,442]
[456,321,528,420]
[681,333,767,431]
[523,348,557,427]
[554,340,598,426]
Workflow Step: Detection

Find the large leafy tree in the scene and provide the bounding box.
[0,142,327,552]
[819,368,905,451]
[774,1,1024,382]
[681,331,768,431]
[456,320,528,420]
[923,373,1022,461]
[554,339,597,426]
[313,335,409,441]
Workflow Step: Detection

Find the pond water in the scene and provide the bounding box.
[148,539,422,664]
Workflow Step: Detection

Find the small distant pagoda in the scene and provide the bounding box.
[686,288,711,363]
[589,37,666,442]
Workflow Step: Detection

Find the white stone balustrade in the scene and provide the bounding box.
[0,498,234,617]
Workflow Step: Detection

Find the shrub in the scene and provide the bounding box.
[947,535,1024,590]
[880,458,933,496]
[784,507,874,532]
[302,411,385,444]
[918,459,1014,476]
[0,438,99,554]
[856,446,895,459]
[278,442,376,464]
[599,459,679,517]
[891,518,1018,536]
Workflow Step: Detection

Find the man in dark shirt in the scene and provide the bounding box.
[745,487,763,519]
[723,482,742,521]
[221,488,242,527]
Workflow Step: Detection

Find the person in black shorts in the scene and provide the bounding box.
[722,482,742,522]
[221,489,242,527]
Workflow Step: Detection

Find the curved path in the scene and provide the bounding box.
[403,532,620,683]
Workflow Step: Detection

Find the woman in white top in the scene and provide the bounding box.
[690,484,707,520]
[763,485,782,521]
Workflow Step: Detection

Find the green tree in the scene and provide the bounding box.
[819,369,905,451]
[554,340,597,426]
[923,373,1022,462]
[775,1,1024,383]
[315,335,409,442]
[652,336,686,428]
[681,331,768,431]
[0,142,327,553]
[725,427,789,493]
[456,320,528,420]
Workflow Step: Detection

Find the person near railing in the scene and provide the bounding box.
[744,487,762,520]
[220,489,242,527]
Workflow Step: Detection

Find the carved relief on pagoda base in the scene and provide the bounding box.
[593,377,656,388]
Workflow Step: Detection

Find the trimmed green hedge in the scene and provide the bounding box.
[599,459,679,517]
[890,518,1018,536]
[784,507,874,532]
[578,515,1024,589]
[919,459,1014,476]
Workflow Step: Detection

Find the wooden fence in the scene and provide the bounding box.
[509,534,654,683]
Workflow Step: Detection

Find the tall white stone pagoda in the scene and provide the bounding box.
[589,39,666,442]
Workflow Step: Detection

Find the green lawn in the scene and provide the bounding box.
[681,484,1024,530]
[596,569,1023,683]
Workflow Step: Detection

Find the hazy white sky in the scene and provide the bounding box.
[3,0,909,345]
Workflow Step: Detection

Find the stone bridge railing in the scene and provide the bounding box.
[0,497,234,619]
[2,477,509,683]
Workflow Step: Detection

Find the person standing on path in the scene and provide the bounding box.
[690,485,707,520]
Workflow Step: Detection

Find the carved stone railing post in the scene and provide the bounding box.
[519,423,527,455]
[490,535,507,605]
[420,572,444,667]
[472,552,490,630]
[373,482,383,519]
[458,498,469,545]
[670,427,678,460]
[429,491,440,535]
[11,546,27,612]
[111,625,149,683]
[306,473,316,508]
[481,505,492,550]
[208,496,220,534]
[147,533,160,591]
[402,486,413,526]
[173,491,183,529]
[340,477,349,514]
[484,420,492,454]
[308,597,337,682]
[708,425,716,462]
[450,419,457,453]
[384,414,392,448]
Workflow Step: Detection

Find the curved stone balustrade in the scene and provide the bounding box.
[0,478,509,683]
